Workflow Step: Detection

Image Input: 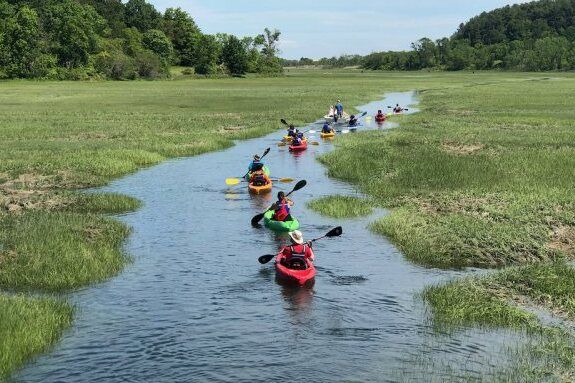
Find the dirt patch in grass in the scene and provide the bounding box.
[547,224,575,255]
[441,141,485,155]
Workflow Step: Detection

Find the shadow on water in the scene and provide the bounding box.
[15,91,525,382]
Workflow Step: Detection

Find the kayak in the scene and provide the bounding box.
[275,250,316,286]
[245,166,270,181]
[248,180,272,194]
[320,131,335,139]
[263,210,300,232]
[289,139,308,152]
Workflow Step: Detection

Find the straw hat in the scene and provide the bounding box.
[288,230,304,245]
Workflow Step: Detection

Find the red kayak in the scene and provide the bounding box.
[289,139,308,152]
[275,250,316,286]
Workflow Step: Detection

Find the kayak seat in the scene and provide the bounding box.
[285,255,307,270]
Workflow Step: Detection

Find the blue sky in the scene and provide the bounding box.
[149,0,529,59]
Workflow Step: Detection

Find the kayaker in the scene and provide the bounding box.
[296,130,304,140]
[249,168,270,187]
[349,115,358,127]
[248,155,264,173]
[393,104,404,113]
[375,110,386,121]
[280,230,314,266]
[287,124,296,138]
[272,191,294,222]
[335,100,344,118]
[292,135,302,146]
[322,122,333,134]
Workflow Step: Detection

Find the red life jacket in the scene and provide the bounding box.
[283,243,312,261]
[273,201,290,221]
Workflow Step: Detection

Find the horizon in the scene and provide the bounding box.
[149,0,530,59]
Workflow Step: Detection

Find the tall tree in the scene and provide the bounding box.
[0,5,42,77]
[221,35,248,76]
[124,0,161,32]
[162,7,201,65]
[194,34,220,75]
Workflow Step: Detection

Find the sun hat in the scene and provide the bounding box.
[289,230,304,245]
[254,154,261,160]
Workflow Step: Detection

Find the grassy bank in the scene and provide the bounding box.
[307,195,373,218]
[0,295,73,380]
[317,72,575,378]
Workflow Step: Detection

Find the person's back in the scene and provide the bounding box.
[250,170,269,186]
[349,115,358,127]
[322,123,331,133]
[282,242,313,263]
[335,101,344,116]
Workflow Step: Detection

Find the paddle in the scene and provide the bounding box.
[387,106,409,112]
[251,180,307,226]
[225,147,271,185]
[278,141,319,147]
[226,177,294,186]
[257,226,343,264]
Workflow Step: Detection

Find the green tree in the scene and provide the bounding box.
[142,29,173,66]
[124,0,161,32]
[78,0,125,36]
[162,7,201,66]
[0,5,43,77]
[194,34,220,75]
[222,35,248,76]
[44,0,108,68]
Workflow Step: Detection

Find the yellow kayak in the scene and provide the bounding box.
[320,131,336,139]
[248,181,273,194]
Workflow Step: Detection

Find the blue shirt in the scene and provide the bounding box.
[248,161,263,172]
[322,124,331,133]
[335,103,343,113]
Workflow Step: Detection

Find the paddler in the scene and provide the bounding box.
[322,122,333,134]
[280,230,314,267]
[393,104,404,114]
[249,167,271,186]
[248,155,264,173]
[272,191,294,222]
[287,124,296,138]
[375,110,386,121]
[348,114,359,127]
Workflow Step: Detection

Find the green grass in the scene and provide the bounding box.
[307,195,373,218]
[0,294,73,379]
[0,211,131,291]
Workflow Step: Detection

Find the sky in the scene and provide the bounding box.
[149,0,529,59]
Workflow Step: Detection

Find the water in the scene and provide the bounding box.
[15,92,522,382]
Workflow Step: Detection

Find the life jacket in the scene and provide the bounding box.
[249,161,263,172]
[297,132,304,139]
[288,130,296,137]
[284,243,312,268]
[322,124,331,133]
[273,201,290,221]
[293,138,302,146]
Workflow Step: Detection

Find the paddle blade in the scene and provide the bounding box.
[278,178,294,183]
[308,130,316,134]
[277,142,287,147]
[262,147,271,158]
[326,226,343,237]
[226,178,241,186]
[360,111,367,117]
[280,119,288,126]
[251,213,266,227]
[258,254,276,264]
[310,141,320,146]
[292,180,307,192]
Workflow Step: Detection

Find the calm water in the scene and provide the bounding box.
[15,93,521,382]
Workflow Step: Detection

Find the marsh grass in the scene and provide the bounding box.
[0,294,73,379]
[307,195,373,218]
[0,211,131,291]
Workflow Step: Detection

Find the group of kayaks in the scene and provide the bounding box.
[245,107,407,286]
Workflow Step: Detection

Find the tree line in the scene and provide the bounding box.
[0,0,283,79]
[284,0,575,71]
